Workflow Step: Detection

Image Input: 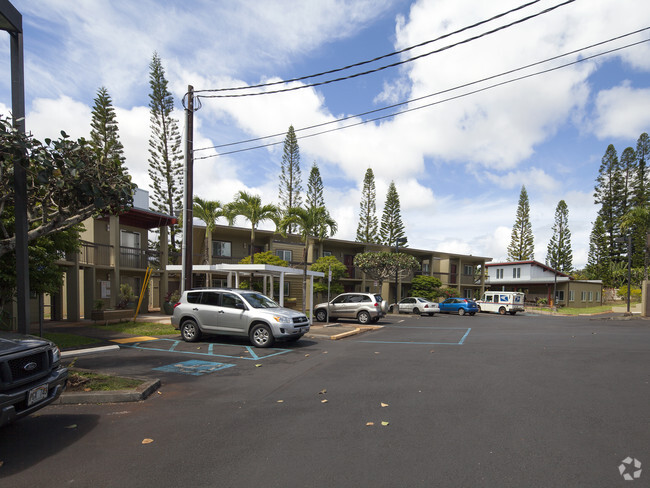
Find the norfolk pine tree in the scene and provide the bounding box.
[279,125,303,232]
[545,200,573,272]
[594,144,624,263]
[379,181,406,246]
[507,185,534,261]
[90,86,126,171]
[147,52,183,253]
[356,168,379,243]
[306,162,325,210]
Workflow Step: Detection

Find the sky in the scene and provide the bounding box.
[2,0,650,269]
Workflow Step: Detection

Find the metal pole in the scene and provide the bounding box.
[627,234,632,314]
[394,240,399,311]
[182,85,194,293]
[7,7,29,334]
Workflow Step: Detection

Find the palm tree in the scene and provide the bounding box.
[225,191,278,265]
[280,206,337,313]
[193,197,224,286]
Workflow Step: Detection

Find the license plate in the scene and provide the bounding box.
[27,384,48,407]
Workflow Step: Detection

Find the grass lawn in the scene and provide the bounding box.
[557,305,614,315]
[92,321,177,336]
[43,332,103,350]
[67,369,143,392]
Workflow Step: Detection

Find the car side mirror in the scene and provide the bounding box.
[235,302,246,310]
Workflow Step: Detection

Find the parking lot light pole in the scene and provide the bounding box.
[394,237,407,311]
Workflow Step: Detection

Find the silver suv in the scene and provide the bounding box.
[172,288,310,348]
[314,293,388,324]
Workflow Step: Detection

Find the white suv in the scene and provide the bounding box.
[171,288,310,348]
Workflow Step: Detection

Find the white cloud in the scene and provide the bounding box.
[592,82,650,139]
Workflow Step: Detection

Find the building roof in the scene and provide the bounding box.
[99,207,177,230]
[486,260,570,278]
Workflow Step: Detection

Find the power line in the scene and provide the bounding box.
[193,27,650,158]
[194,0,575,100]
[194,0,544,95]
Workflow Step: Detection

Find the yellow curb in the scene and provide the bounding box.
[112,336,159,344]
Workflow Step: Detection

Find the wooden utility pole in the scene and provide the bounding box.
[182,85,194,293]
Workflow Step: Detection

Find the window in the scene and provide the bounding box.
[221,292,243,309]
[464,265,473,275]
[213,240,231,257]
[512,267,521,278]
[588,291,593,301]
[569,290,575,302]
[496,269,504,279]
[201,292,220,306]
[323,251,332,257]
[464,289,473,299]
[581,291,587,301]
[211,278,228,288]
[120,230,140,248]
[276,249,292,262]
[596,292,601,302]
[486,295,493,302]
[186,292,202,304]
[423,262,430,273]
[555,290,565,302]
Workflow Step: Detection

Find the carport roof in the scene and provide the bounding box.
[165,263,324,278]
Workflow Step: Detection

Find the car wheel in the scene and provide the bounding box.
[249,323,275,348]
[181,320,201,342]
[357,311,371,324]
[499,307,506,315]
[413,308,420,315]
[458,308,466,316]
[315,309,328,322]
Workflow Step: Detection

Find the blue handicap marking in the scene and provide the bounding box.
[153,359,235,376]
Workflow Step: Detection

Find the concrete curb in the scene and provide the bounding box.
[61,345,121,358]
[55,378,161,404]
[307,325,382,340]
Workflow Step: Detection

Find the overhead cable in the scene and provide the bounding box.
[195,0,575,99]
[193,34,650,160]
[194,0,544,95]
[194,27,650,156]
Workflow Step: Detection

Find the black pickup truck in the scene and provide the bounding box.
[0,331,68,427]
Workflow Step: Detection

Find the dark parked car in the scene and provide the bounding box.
[438,298,479,316]
[0,332,68,427]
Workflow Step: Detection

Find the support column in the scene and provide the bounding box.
[83,267,96,319]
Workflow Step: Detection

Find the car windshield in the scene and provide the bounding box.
[240,292,279,309]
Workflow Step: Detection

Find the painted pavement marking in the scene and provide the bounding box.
[357,327,471,345]
[153,360,235,376]
[117,338,292,360]
[112,336,159,344]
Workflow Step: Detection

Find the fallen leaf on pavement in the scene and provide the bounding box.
[366,422,374,426]
[277,400,284,403]
[142,438,154,444]
[319,389,327,395]
[381,402,389,407]
[305,354,310,357]
[321,399,328,403]
[381,421,389,426]
[255,364,262,367]
[65,424,77,429]
[157,391,162,395]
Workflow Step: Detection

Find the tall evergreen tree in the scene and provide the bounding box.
[594,144,624,263]
[633,133,649,207]
[147,52,183,252]
[278,125,302,232]
[90,86,126,171]
[545,200,572,272]
[356,168,379,243]
[585,215,610,282]
[379,181,406,247]
[620,146,636,216]
[507,185,534,261]
[306,162,324,210]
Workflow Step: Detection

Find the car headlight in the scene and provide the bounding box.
[52,345,61,363]
[273,315,292,324]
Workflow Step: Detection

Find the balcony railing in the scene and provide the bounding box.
[80,241,112,266]
[120,246,151,269]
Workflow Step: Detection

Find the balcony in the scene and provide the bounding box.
[80,241,112,266]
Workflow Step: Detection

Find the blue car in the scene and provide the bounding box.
[439,297,479,316]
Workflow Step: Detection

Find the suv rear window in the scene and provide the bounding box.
[186,292,202,304]
[374,295,383,303]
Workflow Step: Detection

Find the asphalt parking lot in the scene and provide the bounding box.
[1,312,648,487]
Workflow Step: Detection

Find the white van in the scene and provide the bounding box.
[477,291,525,315]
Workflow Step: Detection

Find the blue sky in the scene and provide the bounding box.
[2,0,650,269]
